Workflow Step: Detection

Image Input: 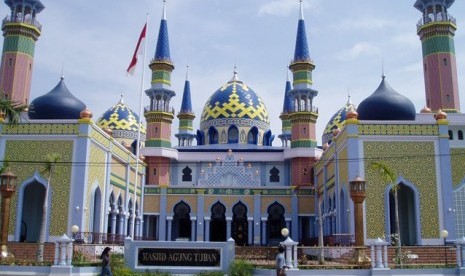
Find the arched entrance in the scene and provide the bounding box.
[172,201,191,241]
[267,202,285,245]
[92,187,102,233]
[388,183,418,245]
[210,202,226,242]
[21,181,46,242]
[232,202,248,246]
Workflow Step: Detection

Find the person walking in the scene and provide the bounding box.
[276,244,287,276]
[100,247,112,276]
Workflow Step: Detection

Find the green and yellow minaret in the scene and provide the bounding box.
[415,0,460,113]
[0,0,44,106]
[288,0,318,186]
[144,1,175,186]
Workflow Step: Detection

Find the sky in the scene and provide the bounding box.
[2,0,465,146]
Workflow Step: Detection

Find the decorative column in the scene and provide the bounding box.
[350,175,367,264]
[190,217,196,241]
[204,217,211,241]
[261,218,267,245]
[247,217,253,245]
[0,169,17,258]
[226,217,232,240]
[166,217,173,241]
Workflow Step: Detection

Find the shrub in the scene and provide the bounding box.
[228,259,254,276]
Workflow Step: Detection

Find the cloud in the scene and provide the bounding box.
[258,0,318,17]
[335,42,381,61]
[330,18,392,31]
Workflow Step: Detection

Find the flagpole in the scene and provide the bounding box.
[130,13,149,238]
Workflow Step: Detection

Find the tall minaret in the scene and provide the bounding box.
[415,0,460,113]
[144,0,175,186]
[0,0,44,106]
[288,0,318,187]
[278,70,293,147]
[175,65,196,147]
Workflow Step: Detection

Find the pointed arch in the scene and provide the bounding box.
[91,186,102,234]
[232,201,248,246]
[210,201,226,242]
[339,186,349,234]
[247,127,258,145]
[172,201,192,241]
[208,127,219,144]
[15,171,51,242]
[228,125,239,143]
[267,202,285,245]
[384,177,421,245]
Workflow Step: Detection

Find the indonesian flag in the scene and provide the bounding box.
[126,23,147,76]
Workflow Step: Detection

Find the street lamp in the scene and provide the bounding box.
[349,175,367,264]
[281,228,289,238]
[71,225,80,240]
[0,169,17,258]
[440,229,449,265]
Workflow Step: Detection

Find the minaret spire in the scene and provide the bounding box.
[176,65,196,147]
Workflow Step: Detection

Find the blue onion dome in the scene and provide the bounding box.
[322,96,356,145]
[97,95,146,143]
[357,75,416,121]
[200,70,270,145]
[28,76,86,120]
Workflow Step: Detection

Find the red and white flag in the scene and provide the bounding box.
[126,23,147,76]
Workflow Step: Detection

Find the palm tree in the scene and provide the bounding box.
[0,98,25,125]
[36,153,61,263]
[370,161,402,264]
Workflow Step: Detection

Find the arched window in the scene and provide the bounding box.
[247,127,258,145]
[209,127,218,144]
[459,130,464,141]
[182,166,192,182]
[270,166,280,182]
[228,126,239,143]
[449,130,454,140]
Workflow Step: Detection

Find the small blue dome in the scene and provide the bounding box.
[28,77,86,120]
[357,76,416,121]
[97,95,146,141]
[322,98,356,145]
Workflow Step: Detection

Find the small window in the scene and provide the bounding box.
[446,95,451,103]
[8,58,12,66]
[153,168,157,175]
[424,63,427,71]
[182,166,192,182]
[448,130,453,140]
[443,58,448,66]
[459,130,464,141]
[269,166,280,182]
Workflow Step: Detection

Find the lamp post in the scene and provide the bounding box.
[349,175,367,264]
[71,225,79,240]
[0,169,17,258]
[440,229,449,265]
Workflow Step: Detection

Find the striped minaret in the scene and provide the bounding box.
[175,65,196,147]
[144,0,175,186]
[415,0,460,113]
[0,0,44,106]
[278,70,293,147]
[288,0,318,187]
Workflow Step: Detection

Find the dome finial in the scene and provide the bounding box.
[162,0,167,20]
[229,65,239,82]
[299,0,304,20]
[186,64,190,81]
[119,93,124,104]
[347,92,351,104]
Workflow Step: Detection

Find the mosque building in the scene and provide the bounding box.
[0,0,464,248]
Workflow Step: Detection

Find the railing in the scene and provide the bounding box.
[417,13,456,29]
[73,232,144,245]
[2,15,42,31]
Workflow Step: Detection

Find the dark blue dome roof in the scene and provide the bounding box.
[200,72,269,126]
[28,77,86,120]
[357,76,416,121]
